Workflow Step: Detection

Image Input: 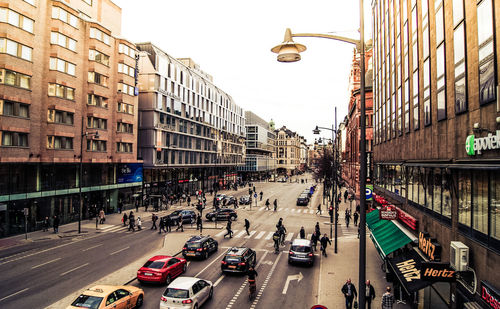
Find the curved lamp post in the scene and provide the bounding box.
[271,1,367,305]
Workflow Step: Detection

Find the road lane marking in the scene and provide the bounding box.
[215,230,226,237]
[31,257,61,269]
[285,233,294,241]
[82,244,102,252]
[0,288,29,302]
[255,231,266,239]
[264,232,273,240]
[278,207,283,211]
[249,252,281,307]
[195,251,227,278]
[258,207,265,211]
[60,263,89,276]
[291,209,295,213]
[234,230,246,238]
[244,231,256,239]
[110,246,130,255]
[213,275,225,287]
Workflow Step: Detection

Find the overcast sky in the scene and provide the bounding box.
[114,0,371,143]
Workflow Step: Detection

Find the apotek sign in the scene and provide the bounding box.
[466,131,500,156]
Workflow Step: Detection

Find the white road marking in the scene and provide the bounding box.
[31,258,61,269]
[0,288,29,302]
[258,207,265,211]
[291,209,296,213]
[244,230,256,239]
[250,252,282,307]
[278,207,283,211]
[310,210,314,214]
[234,230,246,238]
[195,251,227,278]
[264,232,273,240]
[317,253,324,304]
[213,275,225,287]
[296,209,302,213]
[82,244,102,252]
[284,208,289,212]
[255,231,266,239]
[285,233,294,241]
[60,263,89,276]
[215,229,226,237]
[110,246,130,255]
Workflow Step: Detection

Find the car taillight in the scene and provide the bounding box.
[238,262,246,266]
[308,253,313,257]
[289,251,294,255]
[182,247,187,250]
[221,261,227,264]
[160,296,167,302]
[182,299,193,304]
[154,272,162,276]
[196,248,203,251]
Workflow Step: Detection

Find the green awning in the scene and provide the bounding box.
[366,209,380,228]
[370,220,412,258]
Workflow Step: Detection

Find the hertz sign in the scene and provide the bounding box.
[420,262,456,282]
[418,232,441,261]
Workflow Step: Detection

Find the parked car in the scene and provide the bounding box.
[221,247,256,274]
[277,178,287,183]
[137,255,187,285]
[239,195,252,205]
[160,276,213,309]
[182,235,218,260]
[205,208,237,221]
[222,196,236,206]
[288,238,315,266]
[296,194,310,206]
[163,210,196,225]
[215,194,226,202]
[68,285,144,309]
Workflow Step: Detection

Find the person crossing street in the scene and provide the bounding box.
[299,226,306,239]
[151,213,158,230]
[353,211,359,226]
[244,218,250,236]
[158,217,167,234]
[259,191,263,201]
[316,204,322,215]
[273,199,278,212]
[196,214,203,234]
[224,219,233,238]
[265,198,270,210]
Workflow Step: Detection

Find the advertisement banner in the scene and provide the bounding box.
[366,184,373,201]
[117,163,143,184]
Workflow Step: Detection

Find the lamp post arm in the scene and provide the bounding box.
[292,33,360,48]
[316,126,336,132]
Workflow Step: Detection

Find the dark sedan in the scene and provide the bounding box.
[296,194,309,206]
[205,208,237,221]
[163,210,196,225]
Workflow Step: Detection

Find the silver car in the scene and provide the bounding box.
[288,238,314,266]
[160,276,213,309]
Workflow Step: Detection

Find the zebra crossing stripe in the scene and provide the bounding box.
[290,209,295,213]
[244,230,256,239]
[215,230,226,237]
[297,209,302,213]
[234,230,246,238]
[265,232,274,240]
[307,233,312,239]
[309,210,314,214]
[285,233,294,241]
[258,207,265,211]
[255,231,266,239]
[278,208,283,211]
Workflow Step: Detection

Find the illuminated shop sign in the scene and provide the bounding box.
[418,232,441,261]
[481,281,500,309]
[466,131,500,156]
[420,262,456,282]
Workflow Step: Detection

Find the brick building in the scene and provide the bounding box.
[0,0,140,237]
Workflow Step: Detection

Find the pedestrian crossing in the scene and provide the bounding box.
[214,229,316,242]
[166,204,320,215]
[96,224,149,234]
[340,223,359,239]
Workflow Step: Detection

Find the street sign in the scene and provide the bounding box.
[310,306,328,309]
[254,193,257,198]
[366,184,373,201]
[23,208,29,216]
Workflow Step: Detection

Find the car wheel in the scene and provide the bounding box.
[165,274,172,286]
[208,287,213,299]
[183,263,187,273]
[231,216,236,221]
[135,294,143,308]
[204,251,209,260]
[210,216,215,222]
[214,244,218,252]
[190,217,195,224]
[194,304,199,309]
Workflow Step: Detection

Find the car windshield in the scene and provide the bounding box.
[71,295,103,309]
[291,245,311,253]
[186,242,201,248]
[143,260,165,269]
[170,211,180,216]
[163,288,189,298]
[224,255,241,263]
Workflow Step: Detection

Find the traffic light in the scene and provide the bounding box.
[329,206,333,218]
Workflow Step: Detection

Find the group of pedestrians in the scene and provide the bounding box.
[264,198,278,211]
[120,211,143,231]
[42,215,60,233]
[340,278,394,309]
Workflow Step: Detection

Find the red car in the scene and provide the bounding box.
[137,255,187,285]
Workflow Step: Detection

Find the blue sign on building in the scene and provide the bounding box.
[117,163,143,184]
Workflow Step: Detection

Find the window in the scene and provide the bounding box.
[118,83,135,96]
[89,49,109,66]
[0,38,32,61]
[88,72,108,86]
[1,131,28,147]
[473,171,488,235]
[453,1,467,113]
[89,27,110,45]
[491,173,500,240]
[458,170,471,227]
[0,8,34,33]
[412,71,419,129]
[47,109,74,125]
[117,102,134,115]
[435,0,446,121]
[477,0,496,105]
[118,63,135,77]
[87,116,107,129]
[87,94,108,108]
[1,69,31,89]
[51,6,78,28]
[47,136,73,149]
[50,32,76,51]
[423,59,431,126]
[118,43,136,58]
[117,142,133,153]
[49,57,76,76]
[48,83,75,100]
[0,100,29,118]
[117,122,133,133]
[87,139,106,151]
[411,2,419,130]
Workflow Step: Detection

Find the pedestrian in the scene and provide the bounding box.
[345,210,351,228]
[344,190,348,203]
[265,199,270,210]
[320,233,331,257]
[253,186,256,193]
[276,217,283,229]
[135,199,139,212]
[245,218,250,236]
[278,224,287,245]
[176,215,184,232]
[165,216,172,232]
[196,214,203,234]
[187,196,191,206]
[159,217,167,234]
[315,222,321,235]
[365,280,376,309]
[53,215,60,234]
[353,212,359,226]
[151,213,158,230]
[122,213,128,227]
[311,231,318,251]
[299,226,305,239]
[224,220,233,238]
[43,216,49,232]
[316,204,322,215]
[118,200,123,214]
[381,286,394,309]
[99,208,105,224]
[136,216,142,230]
[341,278,358,309]
[128,212,135,232]
[273,199,277,212]
[259,191,263,201]
[234,199,239,209]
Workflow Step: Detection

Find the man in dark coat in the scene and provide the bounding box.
[365,280,376,309]
[341,278,358,309]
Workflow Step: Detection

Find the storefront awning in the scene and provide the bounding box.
[367,209,412,258]
[387,249,432,294]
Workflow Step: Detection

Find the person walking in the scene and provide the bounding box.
[234,199,239,209]
[265,199,270,210]
[244,218,250,236]
[176,215,184,232]
[316,204,322,215]
[353,211,359,226]
[159,217,167,234]
[315,222,321,236]
[299,226,305,239]
[135,199,139,212]
[43,216,49,232]
[196,214,203,234]
[187,196,191,206]
[259,191,263,201]
[151,213,158,230]
[128,212,135,232]
[341,278,358,309]
[122,213,128,227]
[345,210,351,228]
[365,280,376,309]
[224,220,233,238]
[320,233,331,257]
[311,231,319,252]
[99,208,105,224]
[344,190,348,203]
[381,287,395,309]
[273,199,278,212]
[136,216,142,231]
[165,216,172,232]
[53,215,60,234]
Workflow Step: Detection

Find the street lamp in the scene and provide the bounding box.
[79,116,100,234]
[271,1,367,305]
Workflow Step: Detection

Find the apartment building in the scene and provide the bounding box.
[136,43,245,198]
[0,0,140,237]
[275,126,305,175]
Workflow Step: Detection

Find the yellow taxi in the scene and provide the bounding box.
[67,285,144,309]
